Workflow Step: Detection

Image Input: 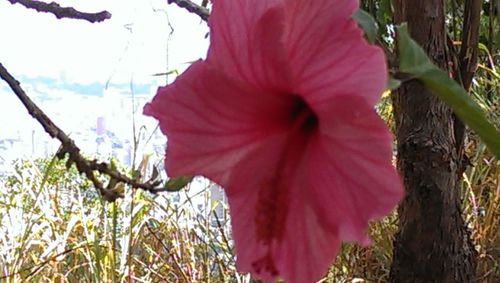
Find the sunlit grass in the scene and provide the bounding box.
[1,122,497,283]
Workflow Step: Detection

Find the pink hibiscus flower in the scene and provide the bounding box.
[144,0,403,282]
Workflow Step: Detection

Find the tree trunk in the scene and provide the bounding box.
[389,1,477,282]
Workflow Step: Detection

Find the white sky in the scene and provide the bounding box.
[0,1,215,224]
[0,0,210,163]
[0,0,209,85]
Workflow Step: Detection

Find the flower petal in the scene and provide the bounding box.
[207,0,290,91]
[143,60,291,184]
[308,96,403,243]
[284,0,387,106]
[275,203,340,283]
[226,134,340,283]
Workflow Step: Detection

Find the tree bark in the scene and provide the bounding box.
[389,1,477,282]
[453,0,482,172]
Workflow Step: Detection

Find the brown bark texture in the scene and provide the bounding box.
[389,1,477,282]
[453,0,482,170]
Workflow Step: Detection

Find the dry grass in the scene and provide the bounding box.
[0,122,498,283]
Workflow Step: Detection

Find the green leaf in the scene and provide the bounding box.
[396,24,500,157]
[353,9,378,43]
[387,77,402,90]
[164,176,194,191]
[397,25,434,75]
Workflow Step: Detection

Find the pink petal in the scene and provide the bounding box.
[226,132,340,283]
[307,96,403,244]
[284,0,387,106]
[145,60,334,281]
[143,60,292,185]
[207,0,290,91]
[227,97,403,283]
[144,2,401,282]
[275,202,340,283]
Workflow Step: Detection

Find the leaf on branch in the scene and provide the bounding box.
[397,24,500,157]
[387,77,402,90]
[353,9,378,44]
[164,176,194,191]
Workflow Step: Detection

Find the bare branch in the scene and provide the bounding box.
[459,0,482,91]
[0,63,171,202]
[7,0,111,23]
[167,0,209,22]
[453,0,482,172]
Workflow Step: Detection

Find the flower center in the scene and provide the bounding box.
[289,95,318,132]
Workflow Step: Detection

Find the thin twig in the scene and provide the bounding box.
[7,0,111,23]
[167,0,209,22]
[0,63,171,201]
